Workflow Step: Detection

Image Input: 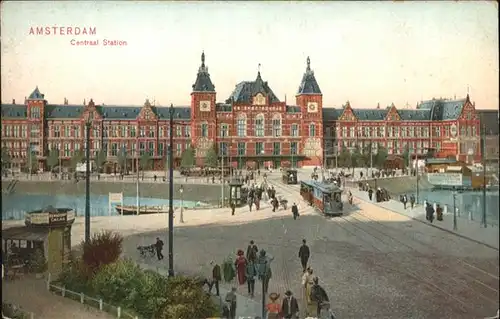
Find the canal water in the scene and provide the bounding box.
[1,193,207,220]
[416,189,499,225]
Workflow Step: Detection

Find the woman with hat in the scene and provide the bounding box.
[235,249,248,285]
[266,292,282,319]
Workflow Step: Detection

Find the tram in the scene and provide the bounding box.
[300,180,343,217]
[282,169,298,184]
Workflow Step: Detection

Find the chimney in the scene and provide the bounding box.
[12,99,15,104]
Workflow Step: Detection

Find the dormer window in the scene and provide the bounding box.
[253,93,266,106]
[31,107,41,119]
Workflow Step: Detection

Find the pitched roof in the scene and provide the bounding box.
[477,109,499,135]
[192,51,215,92]
[1,104,27,118]
[297,57,322,95]
[228,72,280,104]
[322,108,342,121]
[286,105,301,113]
[397,109,432,121]
[45,104,84,118]
[416,97,466,120]
[352,108,388,121]
[28,86,45,100]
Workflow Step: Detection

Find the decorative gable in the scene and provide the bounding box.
[338,101,357,121]
[137,99,157,121]
[385,103,401,121]
[253,93,266,106]
[82,99,102,121]
[459,95,477,121]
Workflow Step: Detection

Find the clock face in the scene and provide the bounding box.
[200,100,211,112]
[307,102,318,113]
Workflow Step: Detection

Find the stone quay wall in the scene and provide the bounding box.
[1,180,230,204]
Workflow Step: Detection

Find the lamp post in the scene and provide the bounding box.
[452,187,457,231]
[481,124,487,228]
[85,118,92,244]
[258,259,268,319]
[221,147,225,207]
[168,104,175,277]
[179,185,184,223]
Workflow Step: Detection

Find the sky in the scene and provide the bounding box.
[1,1,498,109]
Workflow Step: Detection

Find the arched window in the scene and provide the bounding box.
[272,114,282,137]
[201,121,209,137]
[309,123,316,137]
[237,114,247,137]
[255,114,265,137]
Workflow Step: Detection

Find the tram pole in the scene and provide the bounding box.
[168,104,175,277]
[84,120,91,244]
[453,187,457,231]
[481,124,487,228]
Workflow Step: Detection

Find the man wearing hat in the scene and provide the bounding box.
[209,260,221,296]
[281,290,299,319]
[224,287,238,319]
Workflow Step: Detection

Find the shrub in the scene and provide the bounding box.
[29,248,47,273]
[81,231,123,276]
[92,259,168,318]
[58,255,93,294]
[160,276,219,319]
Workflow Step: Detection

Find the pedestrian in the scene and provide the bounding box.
[425,203,435,223]
[246,240,259,262]
[235,249,248,285]
[298,239,310,272]
[209,260,221,296]
[402,194,408,210]
[248,197,254,212]
[410,194,415,209]
[154,174,157,182]
[272,197,279,212]
[281,290,299,319]
[224,287,237,319]
[310,276,329,318]
[231,201,236,216]
[291,203,299,220]
[257,249,274,294]
[154,237,164,260]
[246,259,257,297]
[368,188,373,201]
[266,292,281,319]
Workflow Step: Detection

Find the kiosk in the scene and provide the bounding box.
[228,179,244,207]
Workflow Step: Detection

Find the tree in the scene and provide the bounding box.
[374,144,388,168]
[352,145,364,168]
[204,146,218,168]
[140,153,151,178]
[94,149,107,174]
[338,145,351,168]
[402,144,410,167]
[26,147,38,173]
[70,150,85,171]
[180,147,195,168]
[116,148,127,173]
[47,149,60,172]
[1,147,11,172]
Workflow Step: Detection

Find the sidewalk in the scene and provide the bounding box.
[138,263,261,317]
[349,188,500,250]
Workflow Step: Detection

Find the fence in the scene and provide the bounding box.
[46,273,138,319]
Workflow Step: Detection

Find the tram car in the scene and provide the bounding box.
[300,180,343,217]
[282,169,298,185]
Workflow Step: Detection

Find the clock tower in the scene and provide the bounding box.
[191,51,217,163]
[296,57,324,167]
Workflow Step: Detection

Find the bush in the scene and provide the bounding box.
[29,248,47,273]
[58,255,93,294]
[92,259,168,318]
[2,302,31,319]
[81,231,123,277]
[160,276,219,319]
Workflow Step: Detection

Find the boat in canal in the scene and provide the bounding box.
[115,205,170,215]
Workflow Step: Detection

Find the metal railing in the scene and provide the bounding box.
[46,273,138,319]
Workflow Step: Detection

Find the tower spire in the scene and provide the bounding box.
[306,56,311,71]
[258,63,261,75]
[201,51,205,67]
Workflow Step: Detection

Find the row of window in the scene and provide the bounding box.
[325,125,478,138]
[212,122,313,138]
[220,142,299,156]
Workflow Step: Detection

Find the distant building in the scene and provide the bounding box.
[477,109,499,164]
[1,52,483,171]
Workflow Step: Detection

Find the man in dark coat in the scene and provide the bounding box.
[246,240,259,262]
[155,237,164,260]
[410,194,415,209]
[209,260,221,296]
[368,188,373,201]
[298,239,310,272]
[291,203,299,220]
[281,290,299,319]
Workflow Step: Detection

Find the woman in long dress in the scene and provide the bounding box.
[235,249,248,285]
[304,268,316,316]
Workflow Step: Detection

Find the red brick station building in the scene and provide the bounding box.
[0,52,488,171]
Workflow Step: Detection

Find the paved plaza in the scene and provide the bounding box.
[122,174,499,318]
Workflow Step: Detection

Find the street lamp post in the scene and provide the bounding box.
[168,104,175,277]
[85,118,92,244]
[481,124,487,228]
[453,187,457,231]
[179,185,184,223]
[221,149,225,207]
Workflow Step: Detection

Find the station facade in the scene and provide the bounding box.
[1,52,483,171]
